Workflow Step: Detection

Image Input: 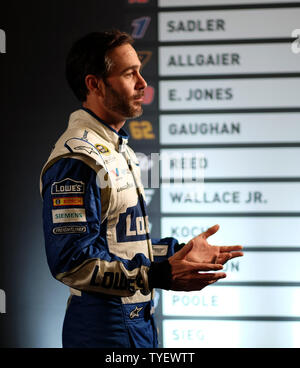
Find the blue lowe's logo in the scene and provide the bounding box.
[116,198,150,243]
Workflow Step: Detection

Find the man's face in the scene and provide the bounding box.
[102,43,147,120]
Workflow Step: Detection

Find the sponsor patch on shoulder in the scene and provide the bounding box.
[53,225,87,235]
[73,145,98,155]
[65,135,99,156]
[52,208,86,223]
[51,178,85,195]
[95,144,111,155]
[52,197,84,207]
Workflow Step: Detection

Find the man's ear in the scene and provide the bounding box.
[85,75,104,97]
[97,78,106,97]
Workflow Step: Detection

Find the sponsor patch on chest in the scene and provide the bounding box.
[95,144,111,155]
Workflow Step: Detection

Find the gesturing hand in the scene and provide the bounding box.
[168,241,226,292]
[184,224,243,265]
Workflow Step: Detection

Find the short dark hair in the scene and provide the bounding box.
[66,30,134,101]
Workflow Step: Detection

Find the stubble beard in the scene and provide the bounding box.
[103,83,144,119]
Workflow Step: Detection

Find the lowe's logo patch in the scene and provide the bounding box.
[51,178,85,195]
[116,197,150,243]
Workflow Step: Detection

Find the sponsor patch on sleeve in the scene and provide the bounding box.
[52,208,87,223]
[53,225,87,235]
[51,178,85,195]
[52,197,84,207]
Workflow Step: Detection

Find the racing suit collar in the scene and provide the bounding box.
[68,108,129,152]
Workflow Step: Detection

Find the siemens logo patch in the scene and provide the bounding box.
[51,178,85,195]
[52,209,87,223]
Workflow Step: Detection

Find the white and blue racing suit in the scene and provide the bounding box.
[40,108,182,348]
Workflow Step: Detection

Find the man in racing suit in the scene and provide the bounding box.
[40,30,243,348]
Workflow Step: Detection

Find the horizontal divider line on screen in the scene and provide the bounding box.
[158,4,300,12]
[161,315,300,321]
[160,178,300,183]
[187,247,300,252]
[158,74,300,80]
[159,143,300,149]
[158,108,300,114]
[160,212,300,217]
[206,281,300,287]
[158,38,294,47]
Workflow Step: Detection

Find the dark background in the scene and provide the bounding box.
[0,0,160,348]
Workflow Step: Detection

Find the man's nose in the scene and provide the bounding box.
[137,72,147,89]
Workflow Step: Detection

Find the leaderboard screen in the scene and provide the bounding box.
[124,0,300,348]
